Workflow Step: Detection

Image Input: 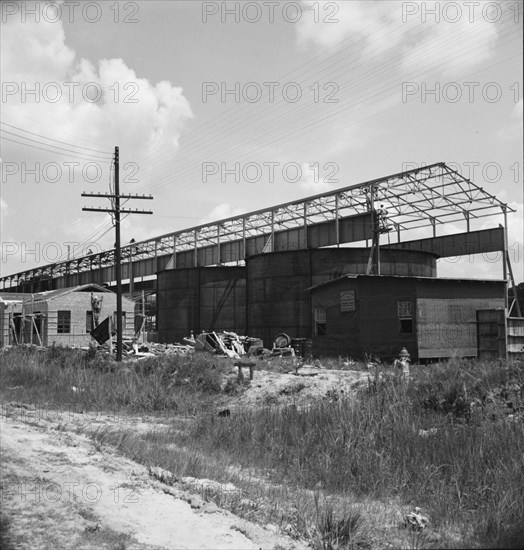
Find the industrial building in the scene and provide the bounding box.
[2,163,522,359]
[0,284,135,348]
[157,267,246,344]
[309,275,507,361]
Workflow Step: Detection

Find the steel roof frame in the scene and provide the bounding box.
[1,162,513,288]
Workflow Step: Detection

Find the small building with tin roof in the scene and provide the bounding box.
[0,284,135,347]
[309,274,507,361]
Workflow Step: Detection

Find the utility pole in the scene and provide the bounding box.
[82,146,153,361]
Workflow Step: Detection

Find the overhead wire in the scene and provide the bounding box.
[0,129,113,162]
[134,8,520,186]
[138,21,522,198]
[2,10,519,270]
[0,122,113,156]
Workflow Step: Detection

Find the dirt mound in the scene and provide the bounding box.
[229,367,369,409]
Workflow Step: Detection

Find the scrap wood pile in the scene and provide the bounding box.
[91,329,302,361]
[193,331,263,359]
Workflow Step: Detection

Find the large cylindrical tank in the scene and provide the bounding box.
[157,267,246,344]
[246,248,436,346]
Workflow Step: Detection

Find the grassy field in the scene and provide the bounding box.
[1,345,523,549]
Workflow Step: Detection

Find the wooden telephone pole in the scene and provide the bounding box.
[82,146,153,361]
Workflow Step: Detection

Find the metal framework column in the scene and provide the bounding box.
[217,225,221,264]
[502,207,508,310]
[173,234,177,269]
[270,210,275,252]
[303,202,308,249]
[193,230,198,267]
[242,218,246,260]
[335,194,340,247]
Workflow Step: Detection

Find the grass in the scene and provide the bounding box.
[1,345,523,548]
[0,343,231,415]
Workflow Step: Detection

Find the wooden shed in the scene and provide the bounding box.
[0,293,25,347]
[309,275,507,361]
[1,284,135,348]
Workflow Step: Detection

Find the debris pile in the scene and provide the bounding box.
[404,508,430,531]
[194,331,264,359]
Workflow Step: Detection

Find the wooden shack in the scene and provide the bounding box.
[309,275,506,360]
[0,284,135,347]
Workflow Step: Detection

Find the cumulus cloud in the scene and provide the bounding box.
[0,6,193,274]
[497,99,524,142]
[1,12,192,168]
[201,203,246,225]
[298,162,334,194]
[296,0,499,77]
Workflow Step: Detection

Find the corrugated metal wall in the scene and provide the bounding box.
[418,298,505,358]
[247,248,437,347]
[157,267,246,344]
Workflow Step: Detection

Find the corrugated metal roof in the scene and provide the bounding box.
[0,293,29,303]
[30,283,113,303]
[307,274,506,292]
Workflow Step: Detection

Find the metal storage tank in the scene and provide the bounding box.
[157,267,246,344]
[246,248,437,346]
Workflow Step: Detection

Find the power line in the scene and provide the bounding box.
[0,128,112,161]
[0,134,112,163]
[0,122,113,156]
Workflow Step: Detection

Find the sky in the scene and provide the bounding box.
[0,0,523,283]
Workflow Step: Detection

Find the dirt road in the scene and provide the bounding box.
[0,410,302,550]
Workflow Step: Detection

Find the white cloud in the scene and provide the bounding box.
[497,100,524,142]
[298,162,333,194]
[296,0,499,78]
[0,198,7,217]
[0,7,193,274]
[1,12,193,168]
[201,203,245,225]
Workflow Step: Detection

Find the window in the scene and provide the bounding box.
[57,311,71,334]
[314,307,327,336]
[398,301,413,334]
[340,290,356,312]
[86,311,93,333]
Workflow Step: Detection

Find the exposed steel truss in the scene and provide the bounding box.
[1,162,514,289]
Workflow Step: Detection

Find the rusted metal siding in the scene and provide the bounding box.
[384,227,505,258]
[477,310,524,360]
[507,317,524,359]
[311,276,506,360]
[311,279,360,358]
[418,298,505,358]
[157,267,246,344]
[358,277,417,360]
[247,248,436,348]
[477,309,507,359]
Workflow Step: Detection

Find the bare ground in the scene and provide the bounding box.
[0,409,304,550]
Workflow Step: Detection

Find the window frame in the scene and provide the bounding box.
[57,310,71,334]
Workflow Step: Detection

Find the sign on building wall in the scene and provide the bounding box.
[340,290,356,312]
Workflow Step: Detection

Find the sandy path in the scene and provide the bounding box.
[0,412,300,550]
